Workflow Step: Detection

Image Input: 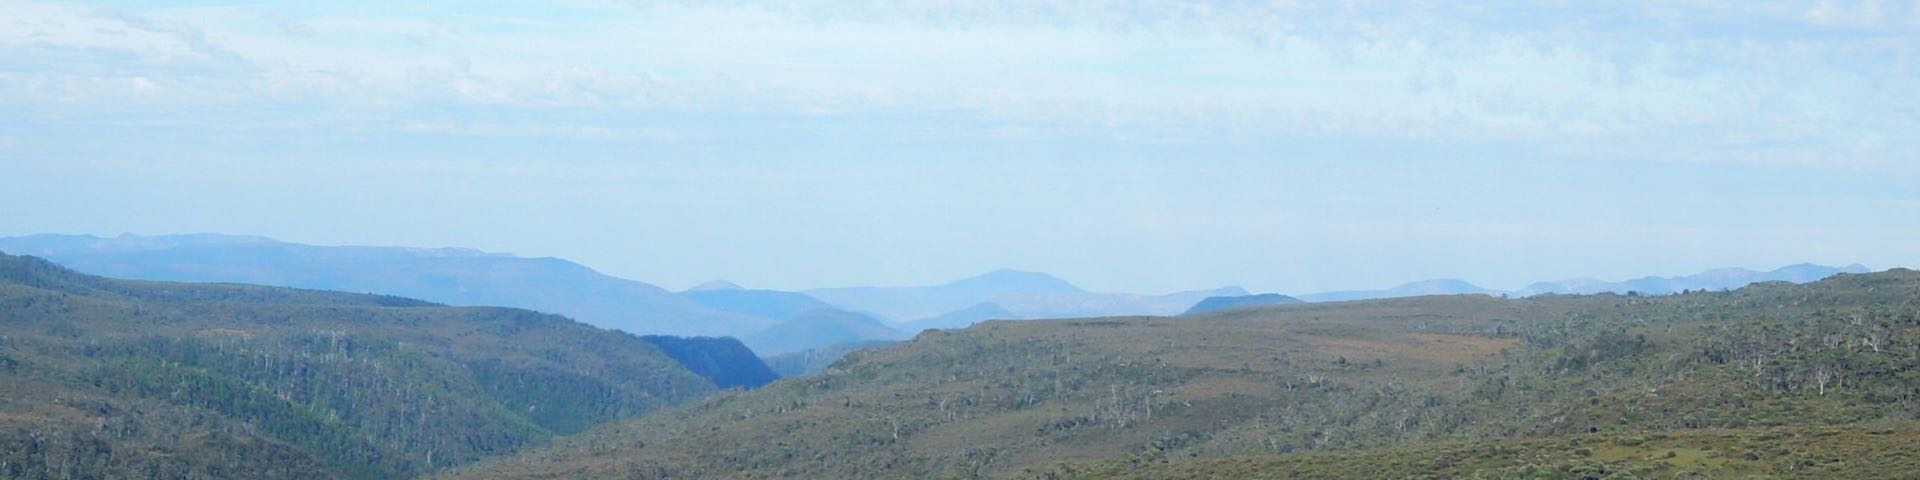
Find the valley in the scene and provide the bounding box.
[2,240,1910,479]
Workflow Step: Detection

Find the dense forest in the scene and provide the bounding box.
[0,252,726,479]
[445,269,1920,479]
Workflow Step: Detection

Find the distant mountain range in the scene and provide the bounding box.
[1512,263,1872,296]
[0,234,1874,361]
[1297,278,1496,302]
[805,268,1247,321]
[0,234,769,337]
[1294,263,1872,302]
[0,235,1240,359]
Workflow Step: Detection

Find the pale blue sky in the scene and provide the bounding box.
[2,1,1917,294]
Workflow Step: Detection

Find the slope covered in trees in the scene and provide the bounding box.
[0,252,722,479]
[446,269,1920,479]
[1068,422,1920,479]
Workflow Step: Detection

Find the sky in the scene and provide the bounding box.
[2,0,1918,294]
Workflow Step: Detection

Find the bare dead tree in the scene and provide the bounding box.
[1864,332,1886,353]
[1815,365,1837,396]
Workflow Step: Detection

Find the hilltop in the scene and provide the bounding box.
[1180,293,1303,315]
[0,252,729,479]
[447,268,1920,479]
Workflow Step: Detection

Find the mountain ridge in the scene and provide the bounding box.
[0,233,768,337]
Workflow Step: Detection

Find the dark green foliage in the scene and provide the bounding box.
[0,252,717,479]
[640,335,779,389]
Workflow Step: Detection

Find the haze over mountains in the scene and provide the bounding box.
[1295,263,1871,302]
[1297,278,1496,302]
[1513,263,1873,296]
[678,285,837,323]
[0,234,1875,361]
[805,268,1249,321]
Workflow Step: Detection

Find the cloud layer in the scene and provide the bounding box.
[4,0,1916,166]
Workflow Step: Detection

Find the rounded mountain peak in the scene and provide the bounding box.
[686,280,745,292]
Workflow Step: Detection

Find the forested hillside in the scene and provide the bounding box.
[0,253,721,479]
[447,269,1920,479]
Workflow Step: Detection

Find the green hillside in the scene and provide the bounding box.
[0,253,720,479]
[445,269,1920,479]
[1068,423,1920,479]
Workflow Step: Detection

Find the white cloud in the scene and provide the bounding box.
[1807,0,1886,26]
